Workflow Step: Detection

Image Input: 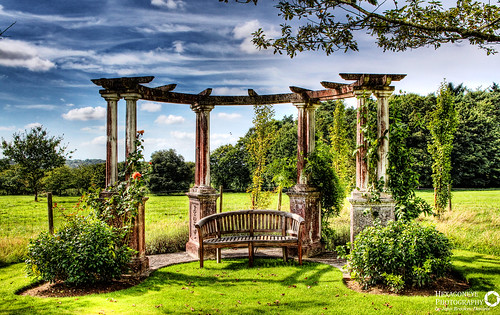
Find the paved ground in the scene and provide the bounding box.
[148,248,349,278]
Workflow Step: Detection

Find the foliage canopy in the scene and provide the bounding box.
[222,0,500,55]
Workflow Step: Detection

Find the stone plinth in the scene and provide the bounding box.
[349,190,395,244]
[186,186,219,258]
[127,197,149,276]
[287,184,323,257]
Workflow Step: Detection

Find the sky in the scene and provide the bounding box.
[0,0,499,162]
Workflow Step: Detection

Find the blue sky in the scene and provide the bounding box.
[1,0,499,162]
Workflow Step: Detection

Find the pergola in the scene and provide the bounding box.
[92,73,405,274]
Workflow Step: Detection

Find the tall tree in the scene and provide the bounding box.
[147,149,193,194]
[428,83,458,217]
[222,0,500,55]
[211,142,251,191]
[1,126,71,201]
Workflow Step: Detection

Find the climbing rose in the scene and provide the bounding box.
[137,130,144,135]
[132,172,142,180]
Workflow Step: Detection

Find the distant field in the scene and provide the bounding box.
[0,190,498,265]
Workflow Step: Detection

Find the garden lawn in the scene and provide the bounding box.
[416,189,500,256]
[0,250,499,314]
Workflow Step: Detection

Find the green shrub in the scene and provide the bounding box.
[25,215,134,286]
[340,220,452,292]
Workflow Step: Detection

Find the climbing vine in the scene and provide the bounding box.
[246,104,276,209]
[428,82,458,217]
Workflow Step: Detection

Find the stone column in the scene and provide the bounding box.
[349,89,395,244]
[186,104,219,258]
[122,93,141,160]
[128,197,149,276]
[287,102,322,257]
[374,89,394,185]
[102,93,120,187]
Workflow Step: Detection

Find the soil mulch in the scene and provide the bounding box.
[345,272,470,296]
[19,277,144,298]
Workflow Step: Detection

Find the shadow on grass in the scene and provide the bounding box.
[452,253,500,292]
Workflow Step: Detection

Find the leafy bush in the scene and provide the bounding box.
[26,215,134,286]
[339,220,452,292]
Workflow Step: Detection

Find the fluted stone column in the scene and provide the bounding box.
[122,93,141,160]
[186,104,219,258]
[349,89,395,244]
[287,102,322,257]
[102,93,120,187]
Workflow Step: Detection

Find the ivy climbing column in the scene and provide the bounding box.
[287,102,322,257]
[186,103,219,258]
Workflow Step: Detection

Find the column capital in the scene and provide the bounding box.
[190,103,215,113]
[373,87,395,99]
[101,92,120,102]
[354,88,373,98]
[293,102,321,110]
[121,92,142,101]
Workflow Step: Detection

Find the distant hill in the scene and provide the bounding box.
[66,159,105,168]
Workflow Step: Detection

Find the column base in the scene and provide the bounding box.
[126,256,149,277]
[287,184,323,257]
[186,186,219,258]
[348,190,395,244]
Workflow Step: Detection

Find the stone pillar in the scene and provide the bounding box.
[128,197,149,276]
[349,89,395,244]
[103,93,120,187]
[122,93,141,159]
[186,104,219,258]
[287,102,322,257]
[374,89,394,185]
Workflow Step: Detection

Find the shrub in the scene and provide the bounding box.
[26,215,134,286]
[340,220,452,292]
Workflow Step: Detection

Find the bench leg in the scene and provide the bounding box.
[298,243,302,265]
[248,243,254,267]
[216,248,222,263]
[199,244,204,268]
[282,246,288,262]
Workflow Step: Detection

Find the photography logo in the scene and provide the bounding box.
[485,291,500,307]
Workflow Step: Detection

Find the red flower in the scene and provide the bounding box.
[137,130,144,135]
[132,172,142,180]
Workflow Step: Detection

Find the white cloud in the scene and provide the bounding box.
[170,131,194,140]
[213,87,247,95]
[24,122,42,130]
[217,112,242,120]
[81,125,106,133]
[137,24,194,34]
[151,0,185,9]
[140,102,162,112]
[0,39,56,71]
[62,107,106,121]
[173,41,184,53]
[17,104,56,110]
[0,125,15,131]
[233,20,280,54]
[155,114,185,125]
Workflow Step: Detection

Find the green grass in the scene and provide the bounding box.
[416,189,500,256]
[0,250,498,314]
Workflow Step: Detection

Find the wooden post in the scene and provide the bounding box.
[277,186,282,211]
[219,185,223,213]
[47,192,54,234]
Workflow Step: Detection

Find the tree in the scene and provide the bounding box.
[147,149,193,194]
[222,0,500,56]
[1,126,71,201]
[211,142,251,191]
[428,83,458,217]
[43,165,75,196]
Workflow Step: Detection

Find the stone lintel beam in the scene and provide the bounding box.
[191,103,215,188]
[92,76,154,91]
[339,73,406,89]
[154,84,177,92]
[198,88,213,96]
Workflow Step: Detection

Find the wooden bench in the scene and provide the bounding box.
[195,210,304,268]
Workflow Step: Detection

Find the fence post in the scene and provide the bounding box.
[219,185,223,213]
[47,192,54,234]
